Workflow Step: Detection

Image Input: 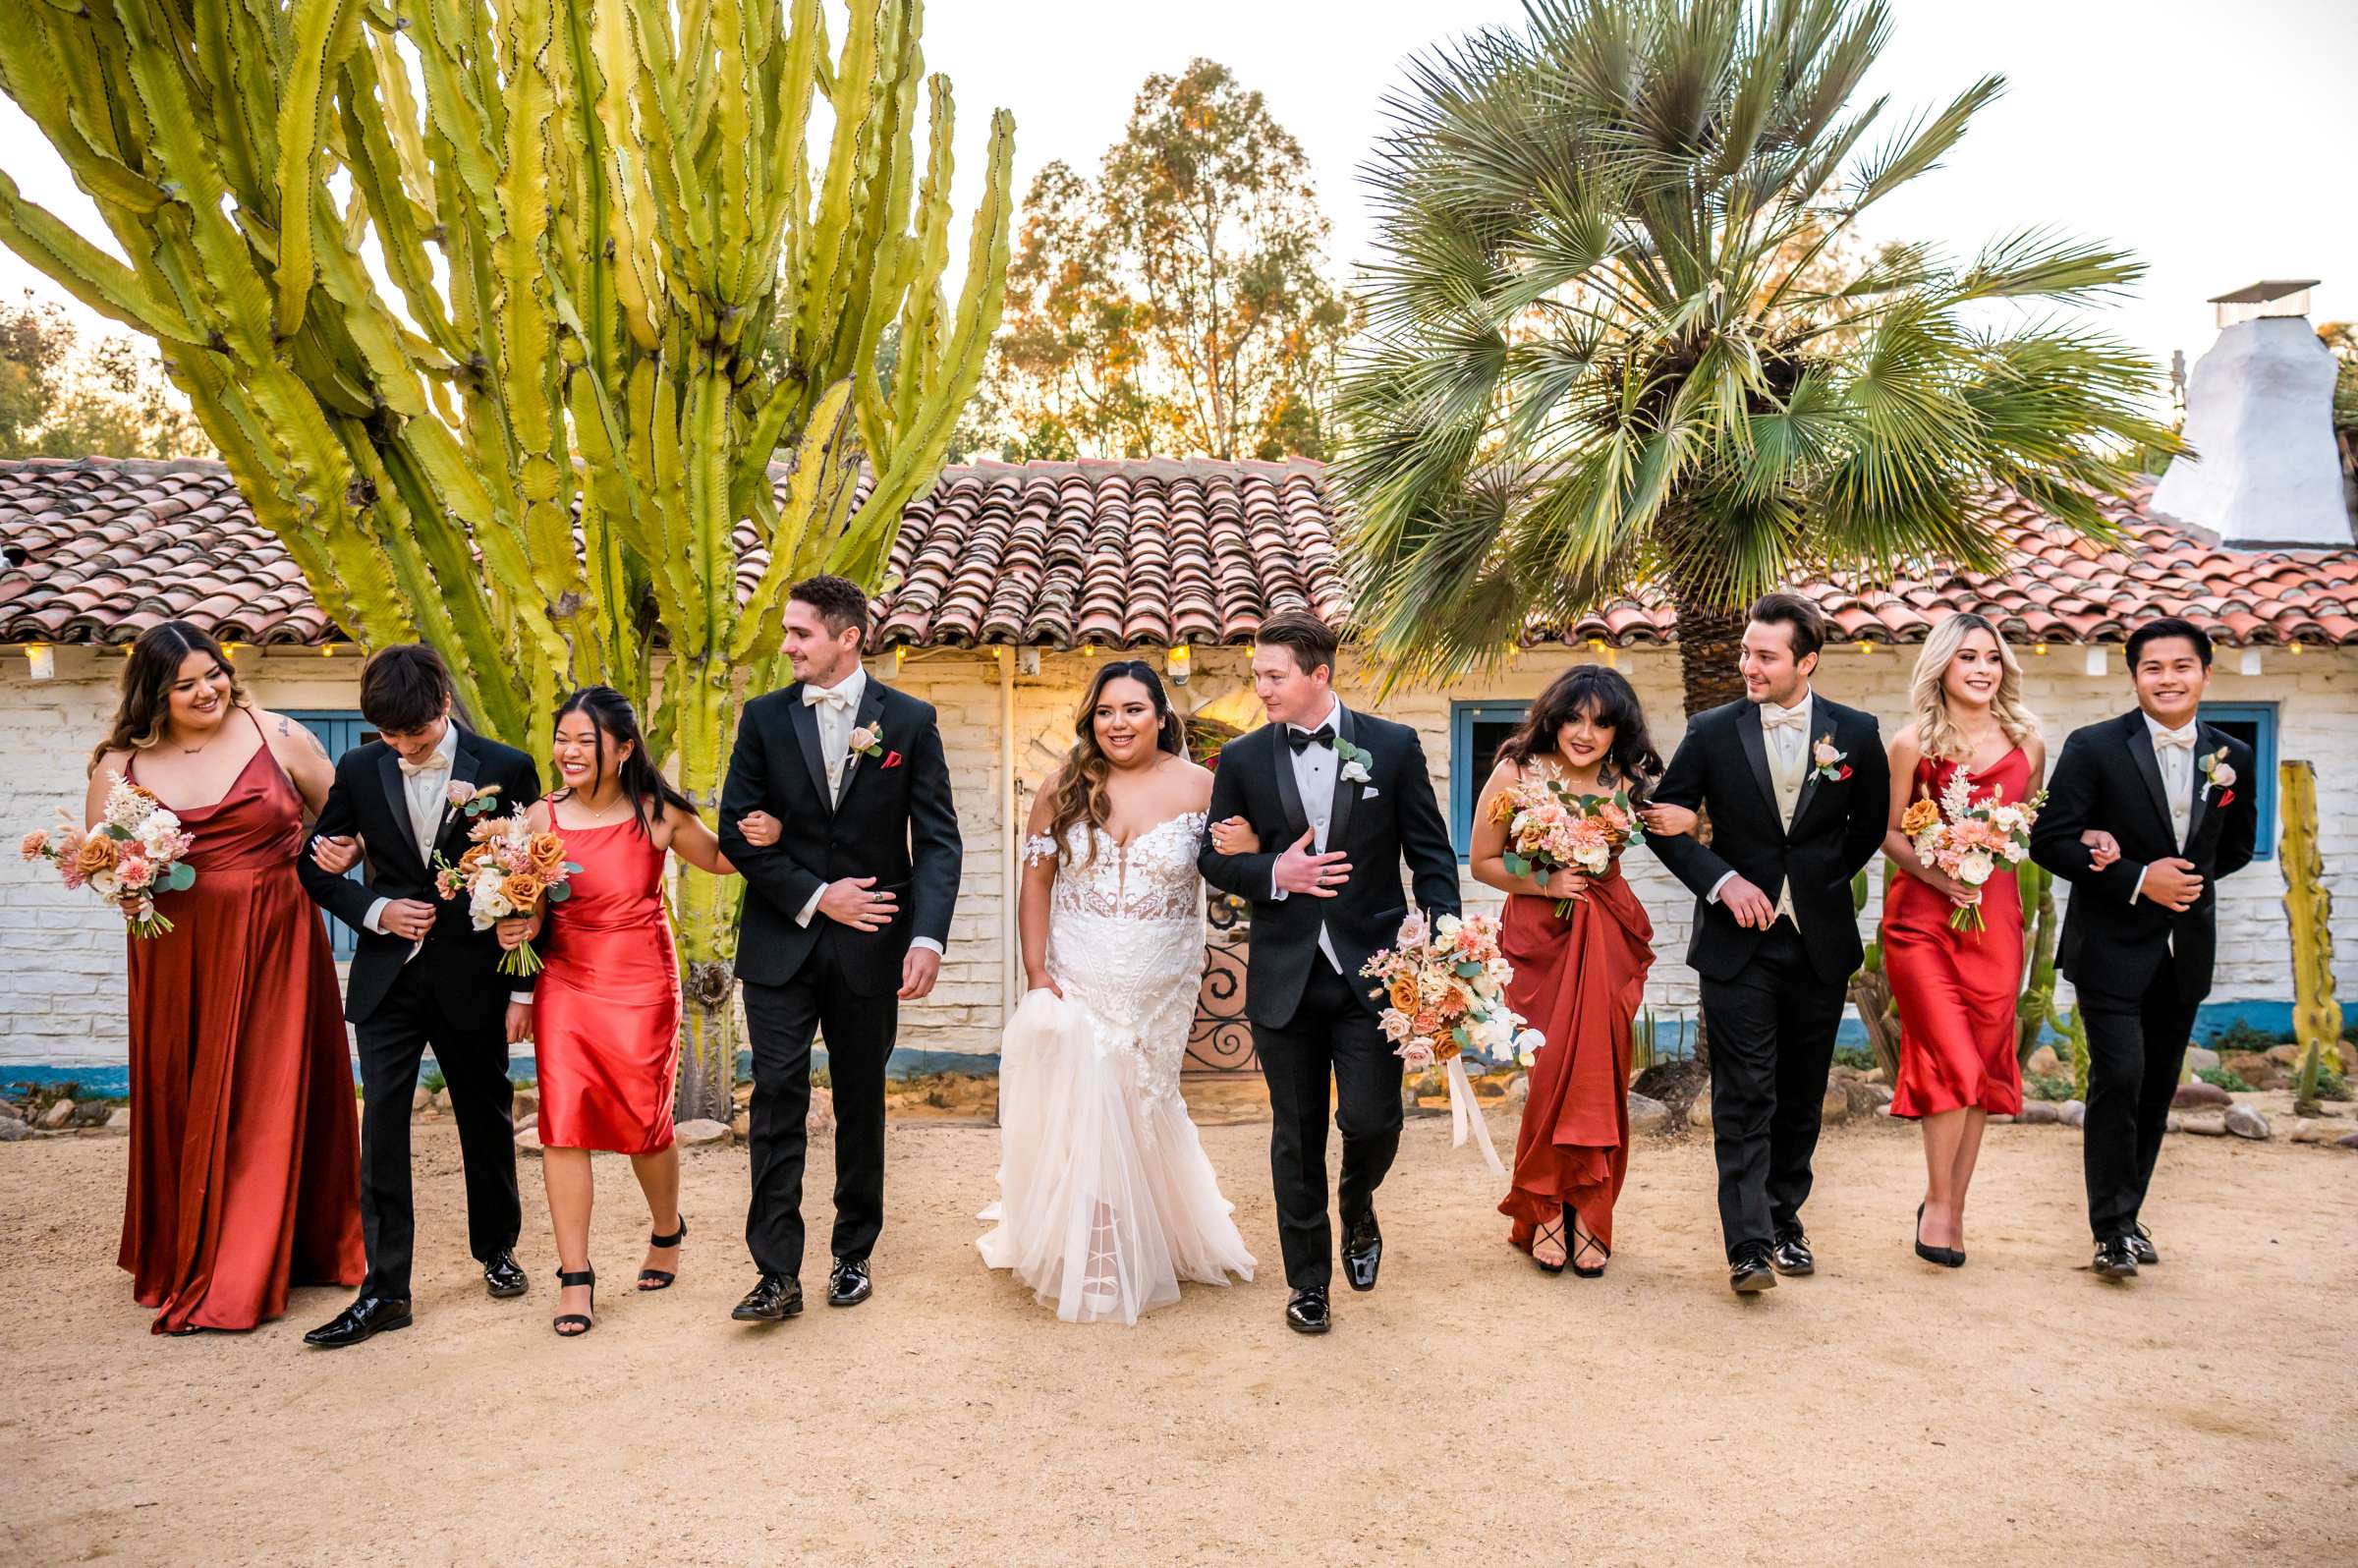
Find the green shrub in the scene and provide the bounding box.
[1831,1044,1877,1072]
[2315,1067,2351,1102]
[2211,1020,2291,1056]
[419,1068,447,1094]
[2195,1066,2252,1093]
[2026,1074,2076,1102]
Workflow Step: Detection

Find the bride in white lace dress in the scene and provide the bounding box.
[978,661,1257,1322]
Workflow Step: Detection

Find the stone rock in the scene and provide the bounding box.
[2288,1119,2342,1145]
[1861,1067,1887,1086]
[1865,1083,1894,1108]
[2264,1043,2304,1068]
[2026,1045,2063,1078]
[2173,1081,2233,1109]
[674,1117,731,1146]
[2221,1052,2282,1089]
[430,1088,453,1113]
[511,1091,538,1123]
[0,1117,36,1143]
[411,1087,430,1113]
[1829,1064,1861,1083]
[1820,1085,1850,1126]
[1503,1073,1530,1110]
[2223,1104,2271,1141]
[2019,1101,2060,1126]
[2059,1099,2086,1128]
[2337,1131,2358,1150]
[1626,1092,1669,1135]
[513,1125,541,1154]
[731,1112,751,1140]
[2178,1112,2228,1137]
[37,1098,74,1129]
[0,1097,22,1124]
[1987,1113,2013,1125]
[2165,1113,2184,1134]
[733,1082,756,1107]
[104,1107,131,1132]
[808,1088,836,1137]
[1687,1094,1713,1132]
[71,1099,112,1127]
[2183,1045,2220,1075]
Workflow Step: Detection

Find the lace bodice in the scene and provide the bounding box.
[1024,811,1207,925]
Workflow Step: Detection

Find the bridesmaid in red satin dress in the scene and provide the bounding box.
[502,687,774,1336]
[88,623,364,1333]
[1471,667,1666,1278]
[1879,613,2048,1266]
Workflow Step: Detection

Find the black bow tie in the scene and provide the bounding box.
[1288,724,1336,755]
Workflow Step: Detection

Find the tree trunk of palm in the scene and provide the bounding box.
[1668,574,1752,1069]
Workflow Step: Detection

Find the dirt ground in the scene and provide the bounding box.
[3,1104,2352,1567]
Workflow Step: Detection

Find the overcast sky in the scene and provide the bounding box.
[4,0,2351,403]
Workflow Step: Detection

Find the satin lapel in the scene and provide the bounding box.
[787,690,831,812]
[374,745,425,878]
[1270,725,1310,843]
[1327,704,1363,849]
[2183,721,2217,849]
[835,679,887,810]
[1787,698,1825,830]
[2122,712,2175,845]
[1735,701,1780,833]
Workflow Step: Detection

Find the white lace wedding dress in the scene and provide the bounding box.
[977,811,1256,1323]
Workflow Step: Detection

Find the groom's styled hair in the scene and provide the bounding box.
[789,573,870,638]
[1256,610,1339,679]
[2126,616,2212,670]
[1748,591,1825,661]
[359,644,456,735]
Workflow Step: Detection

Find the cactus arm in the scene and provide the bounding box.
[271,0,367,338]
[2278,761,2344,1078]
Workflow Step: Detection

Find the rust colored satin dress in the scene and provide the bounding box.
[121,719,365,1333]
[1497,854,1656,1257]
[1884,748,2030,1119]
[533,821,681,1154]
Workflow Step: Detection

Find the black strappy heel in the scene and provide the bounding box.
[1530,1216,1567,1274]
[1570,1216,1609,1279]
[638,1215,688,1291]
[553,1266,595,1336]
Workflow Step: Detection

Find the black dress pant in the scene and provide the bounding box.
[742,931,897,1281]
[353,962,520,1299]
[1697,920,1847,1260]
[1254,957,1404,1290]
[2077,974,2201,1242]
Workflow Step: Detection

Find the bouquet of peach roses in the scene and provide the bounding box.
[1361,911,1544,1174]
[22,774,197,937]
[432,806,580,976]
[1489,774,1645,918]
[1901,768,2046,933]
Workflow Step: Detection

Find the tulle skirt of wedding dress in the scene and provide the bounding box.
[979,989,1256,1323]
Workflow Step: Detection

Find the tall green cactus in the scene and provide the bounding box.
[1848,863,1902,1081]
[2015,859,2060,1065]
[0,1,1014,1120]
[2278,760,2344,1111]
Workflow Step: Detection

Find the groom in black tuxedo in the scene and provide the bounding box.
[719,575,962,1323]
[2032,617,2256,1280]
[1651,593,1889,1294]
[295,644,539,1347]
[1199,611,1460,1335]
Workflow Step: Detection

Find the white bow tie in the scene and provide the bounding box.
[805,685,854,712]
[397,754,450,778]
[1760,702,1810,734]
[2152,725,2197,752]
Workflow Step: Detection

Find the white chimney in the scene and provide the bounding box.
[2151,279,2353,548]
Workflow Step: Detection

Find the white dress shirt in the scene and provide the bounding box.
[1268,696,1345,972]
[2129,712,2200,906]
[363,720,458,952]
[790,665,942,956]
[1709,690,1812,929]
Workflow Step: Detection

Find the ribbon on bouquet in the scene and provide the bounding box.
[1445,1055,1506,1175]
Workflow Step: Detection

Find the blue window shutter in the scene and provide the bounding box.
[2196,701,2277,860]
[1448,700,1529,859]
[284,710,377,957]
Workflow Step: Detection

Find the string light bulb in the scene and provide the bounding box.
[25,644,54,681]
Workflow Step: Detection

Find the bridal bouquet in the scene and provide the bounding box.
[432,810,581,976]
[21,776,196,937]
[1362,912,1544,1174]
[1900,770,2046,933]
[1489,774,1644,918]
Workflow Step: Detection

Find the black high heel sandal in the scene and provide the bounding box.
[638,1215,688,1291]
[1570,1217,1609,1279]
[1530,1216,1567,1275]
[553,1266,596,1336]
[1914,1204,1962,1268]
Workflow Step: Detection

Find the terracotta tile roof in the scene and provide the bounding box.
[4,455,2354,651]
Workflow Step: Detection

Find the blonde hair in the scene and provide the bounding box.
[1909,613,2038,762]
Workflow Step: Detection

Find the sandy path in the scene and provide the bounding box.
[2,1112,2351,1566]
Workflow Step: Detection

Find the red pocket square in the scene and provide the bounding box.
[2217,789,2233,809]
[882,751,903,769]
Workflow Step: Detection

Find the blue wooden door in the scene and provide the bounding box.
[286,710,376,959]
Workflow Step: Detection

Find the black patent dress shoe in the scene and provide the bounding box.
[827,1256,872,1309]
[304,1296,414,1348]
[2092,1237,2140,1280]
[731,1272,803,1321]
[2127,1225,2159,1266]
[1342,1213,1383,1292]
[1285,1286,1331,1334]
[1769,1230,1816,1276]
[1729,1245,1778,1294]
[481,1250,529,1299]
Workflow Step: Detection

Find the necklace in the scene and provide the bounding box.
[570,789,630,825]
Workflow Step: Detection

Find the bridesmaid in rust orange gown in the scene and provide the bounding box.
[1879,613,2047,1266]
[87,623,363,1334]
[502,687,774,1336]
[1471,667,1664,1278]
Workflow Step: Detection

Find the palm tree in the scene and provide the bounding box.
[1336,0,2179,714]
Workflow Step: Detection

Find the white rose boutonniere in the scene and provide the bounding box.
[1811,733,1851,783]
[847,723,884,761]
[1333,736,1374,786]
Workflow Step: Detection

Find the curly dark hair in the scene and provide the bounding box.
[1040,660,1188,866]
[789,573,870,638]
[1497,665,1661,803]
[90,622,250,774]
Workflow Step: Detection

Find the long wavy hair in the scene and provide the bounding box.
[1909,612,2038,762]
[550,686,696,837]
[1041,660,1187,866]
[90,621,251,774]
[1498,665,1661,804]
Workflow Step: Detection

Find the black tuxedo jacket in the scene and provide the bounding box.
[1197,705,1461,1028]
[1649,694,1890,985]
[297,726,542,1026]
[718,679,961,996]
[2030,708,2257,1003]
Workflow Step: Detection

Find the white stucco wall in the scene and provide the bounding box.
[5,640,2353,1068]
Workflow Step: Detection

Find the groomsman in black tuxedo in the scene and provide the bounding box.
[2032,618,2256,1280]
[1198,611,1461,1335]
[295,644,540,1347]
[1650,594,1889,1294]
[719,575,962,1323]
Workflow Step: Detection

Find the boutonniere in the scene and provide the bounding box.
[847,723,884,762]
[2199,747,2234,807]
[1811,734,1851,782]
[1333,736,1374,786]
[444,781,502,817]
